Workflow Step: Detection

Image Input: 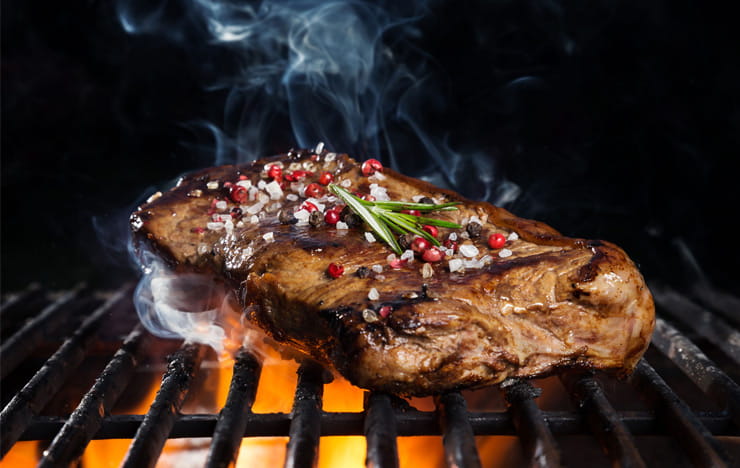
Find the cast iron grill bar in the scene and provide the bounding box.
[438,392,482,468]
[0,283,44,320]
[205,347,262,468]
[654,287,740,364]
[503,379,562,468]
[651,318,740,427]
[0,286,131,457]
[284,361,325,468]
[363,392,399,468]
[631,359,734,467]
[0,286,84,379]
[38,325,148,467]
[560,372,646,468]
[121,342,206,468]
[16,408,736,441]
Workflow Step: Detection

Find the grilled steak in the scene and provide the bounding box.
[131,149,655,395]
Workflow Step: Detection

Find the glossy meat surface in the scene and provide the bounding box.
[131,150,655,395]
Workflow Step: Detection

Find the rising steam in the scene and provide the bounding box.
[116,0,519,203]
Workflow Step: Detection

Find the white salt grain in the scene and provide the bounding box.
[365,232,377,243]
[448,258,463,273]
[286,194,298,201]
[207,222,224,231]
[206,181,219,190]
[335,221,349,230]
[265,180,284,200]
[249,215,259,224]
[459,244,479,258]
[448,232,458,241]
[215,200,228,211]
[371,264,383,273]
[368,288,380,300]
[262,232,274,243]
[507,232,519,241]
[499,248,513,258]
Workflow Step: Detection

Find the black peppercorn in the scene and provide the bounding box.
[398,233,415,250]
[419,197,435,205]
[340,206,362,228]
[466,221,482,238]
[355,266,370,278]
[309,210,323,227]
[279,210,297,225]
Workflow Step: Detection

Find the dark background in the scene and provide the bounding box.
[2,0,738,293]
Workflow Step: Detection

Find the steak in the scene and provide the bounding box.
[131,149,655,395]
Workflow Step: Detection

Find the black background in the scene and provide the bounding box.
[2,0,737,293]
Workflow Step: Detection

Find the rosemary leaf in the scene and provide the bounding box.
[327,183,461,254]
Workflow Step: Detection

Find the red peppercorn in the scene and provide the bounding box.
[324,210,340,224]
[488,233,506,249]
[389,258,407,269]
[411,237,431,253]
[318,172,334,185]
[379,306,392,318]
[422,247,444,262]
[238,174,248,180]
[327,263,344,279]
[401,209,421,216]
[361,194,376,202]
[305,183,324,198]
[266,164,282,180]
[191,227,206,234]
[443,238,459,252]
[230,185,248,203]
[422,225,438,238]
[301,201,318,212]
[361,158,383,176]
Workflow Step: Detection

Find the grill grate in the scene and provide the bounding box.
[1,283,738,467]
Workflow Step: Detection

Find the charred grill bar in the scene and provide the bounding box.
[1,285,739,467]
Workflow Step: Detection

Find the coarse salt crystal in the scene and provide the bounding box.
[249,215,259,224]
[411,195,424,202]
[262,232,275,242]
[336,221,349,230]
[371,264,383,273]
[197,243,209,255]
[400,250,414,261]
[294,209,310,222]
[368,288,380,300]
[365,232,377,243]
[265,180,284,200]
[459,244,479,258]
[215,200,228,211]
[236,179,252,189]
[286,194,299,201]
[236,220,245,228]
[448,258,463,273]
[246,202,265,215]
[448,232,458,241]
[324,152,337,162]
[314,141,324,154]
[206,181,219,190]
[257,192,269,204]
[257,180,267,189]
[248,186,259,201]
[340,179,352,188]
[480,255,493,265]
[386,253,397,263]
[499,248,513,258]
[507,232,519,241]
[369,184,390,201]
[369,172,386,181]
[207,221,224,231]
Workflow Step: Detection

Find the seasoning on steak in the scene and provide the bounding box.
[130,149,655,396]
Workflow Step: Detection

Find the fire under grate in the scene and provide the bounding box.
[1,283,738,467]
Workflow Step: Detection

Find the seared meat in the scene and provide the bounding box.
[131,150,654,395]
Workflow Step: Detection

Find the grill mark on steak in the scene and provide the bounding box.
[130,151,655,395]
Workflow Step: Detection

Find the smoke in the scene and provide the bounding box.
[115,0,517,205]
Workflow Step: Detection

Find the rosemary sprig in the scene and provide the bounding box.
[328,184,461,254]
